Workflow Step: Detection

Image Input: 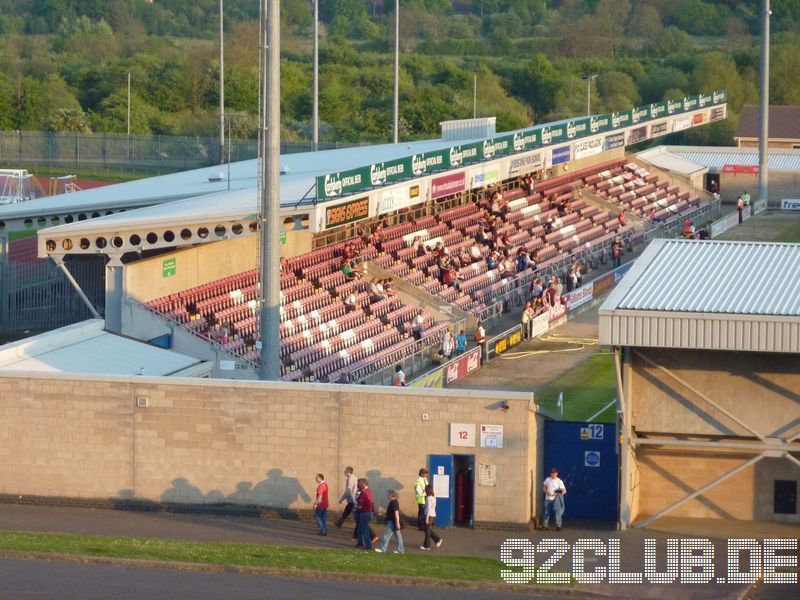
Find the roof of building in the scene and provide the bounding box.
[640,145,800,172]
[0,320,210,376]
[735,105,800,140]
[599,239,800,354]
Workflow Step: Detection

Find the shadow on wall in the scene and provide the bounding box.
[113,470,312,517]
[364,469,404,513]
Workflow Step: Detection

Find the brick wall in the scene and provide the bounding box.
[0,373,538,524]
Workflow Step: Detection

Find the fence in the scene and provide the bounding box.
[0,255,104,333]
[0,131,364,177]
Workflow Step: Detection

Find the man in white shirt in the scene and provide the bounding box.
[542,467,567,531]
[336,466,357,528]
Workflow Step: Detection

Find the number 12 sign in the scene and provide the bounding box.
[449,423,476,447]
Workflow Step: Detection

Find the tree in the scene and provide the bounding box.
[47,108,91,132]
[691,52,748,111]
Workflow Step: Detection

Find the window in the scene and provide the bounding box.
[774,480,797,515]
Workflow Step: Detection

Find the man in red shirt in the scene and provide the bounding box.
[313,473,329,536]
[355,478,375,550]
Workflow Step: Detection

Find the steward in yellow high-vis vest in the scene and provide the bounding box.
[415,468,429,531]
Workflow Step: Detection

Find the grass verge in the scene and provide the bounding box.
[534,353,617,423]
[0,531,506,583]
[774,220,800,243]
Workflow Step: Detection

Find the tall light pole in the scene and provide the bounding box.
[757,0,770,206]
[126,71,131,159]
[392,0,399,144]
[258,0,282,380]
[473,72,477,119]
[219,0,225,164]
[312,0,319,150]
[582,73,597,116]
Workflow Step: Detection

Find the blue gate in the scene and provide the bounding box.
[542,421,618,521]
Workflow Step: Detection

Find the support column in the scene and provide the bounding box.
[105,254,124,333]
[615,347,634,529]
[0,233,8,331]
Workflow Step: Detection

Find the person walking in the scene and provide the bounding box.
[520,302,534,341]
[441,329,454,361]
[475,321,487,363]
[355,478,375,550]
[420,484,443,550]
[374,490,404,554]
[352,480,377,545]
[611,237,623,269]
[542,467,567,531]
[414,468,429,531]
[335,466,356,528]
[393,364,406,387]
[313,473,329,536]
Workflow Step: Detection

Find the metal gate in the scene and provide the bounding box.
[543,420,618,521]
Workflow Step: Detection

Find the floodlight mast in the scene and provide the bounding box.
[258,0,281,380]
[757,0,769,205]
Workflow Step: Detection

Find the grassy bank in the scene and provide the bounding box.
[0,531,508,583]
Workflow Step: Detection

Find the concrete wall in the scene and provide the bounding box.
[719,171,800,204]
[738,139,799,150]
[0,372,537,525]
[630,349,800,439]
[636,450,799,523]
[125,236,258,304]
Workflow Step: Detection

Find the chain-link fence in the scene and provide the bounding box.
[0,131,363,177]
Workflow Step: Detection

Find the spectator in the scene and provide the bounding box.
[737,196,745,224]
[516,249,531,273]
[382,278,396,297]
[369,278,387,301]
[411,310,425,340]
[742,190,751,212]
[355,478,375,550]
[458,246,472,267]
[341,243,354,261]
[336,467,357,528]
[341,259,361,281]
[554,276,563,298]
[455,329,468,355]
[486,251,498,270]
[441,329,454,361]
[698,226,711,240]
[433,241,444,258]
[521,301,535,340]
[544,216,554,234]
[469,240,483,262]
[411,235,424,256]
[476,321,487,362]
[313,473,329,536]
[543,281,558,308]
[612,236,623,269]
[542,468,567,531]
[533,296,546,316]
[618,210,627,226]
[573,262,583,286]
[566,266,578,292]
[374,490,404,554]
[352,480,377,546]
[343,291,358,312]
[530,277,544,299]
[393,364,407,386]
[421,484,443,550]
[683,218,695,239]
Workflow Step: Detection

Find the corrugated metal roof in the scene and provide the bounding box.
[0,320,205,376]
[735,105,800,140]
[615,239,800,316]
[670,149,800,171]
[636,147,709,176]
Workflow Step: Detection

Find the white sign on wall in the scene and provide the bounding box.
[433,474,450,498]
[781,199,800,211]
[480,424,504,448]
[449,423,476,447]
[478,463,497,486]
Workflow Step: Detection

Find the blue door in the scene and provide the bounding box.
[543,421,618,521]
[428,454,454,527]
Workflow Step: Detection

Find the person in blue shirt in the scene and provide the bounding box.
[455,329,468,355]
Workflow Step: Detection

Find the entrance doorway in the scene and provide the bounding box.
[428,453,475,528]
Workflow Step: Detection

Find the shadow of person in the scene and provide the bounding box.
[365,469,403,514]
[227,482,256,505]
[160,478,204,505]
[252,469,311,519]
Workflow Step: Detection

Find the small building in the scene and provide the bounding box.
[735,105,800,149]
[600,239,800,527]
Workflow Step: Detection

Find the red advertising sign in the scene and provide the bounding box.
[722,164,758,174]
[692,113,705,125]
[431,171,466,200]
[444,347,481,385]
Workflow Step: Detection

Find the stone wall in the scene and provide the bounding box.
[0,372,538,525]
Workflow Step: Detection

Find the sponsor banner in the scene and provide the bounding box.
[650,122,668,137]
[604,132,625,151]
[627,126,649,145]
[539,124,567,146]
[713,90,727,104]
[409,366,444,388]
[722,164,758,174]
[508,151,543,176]
[444,347,481,385]
[563,284,593,311]
[547,301,567,323]
[431,171,466,200]
[318,169,366,200]
[530,312,549,338]
[471,166,502,187]
[590,114,612,135]
[592,271,616,298]
[410,151,446,176]
[631,106,649,124]
[488,326,523,359]
[710,106,726,122]
[574,137,603,160]
[551,145,571,165]
[512,129,539,152]
[480,136,513,161]
[781,199,800,211]
[566,118,591,140]
[698,92,713,108]
[611,110,632,129]
[448,143,481,169]
[325,195,370,229]
[672,115,692,132]
[667,99,683,115]
[376,181,426,216]
[649,101,668,120]
[692,113,705,125]
[683,96,699,112]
